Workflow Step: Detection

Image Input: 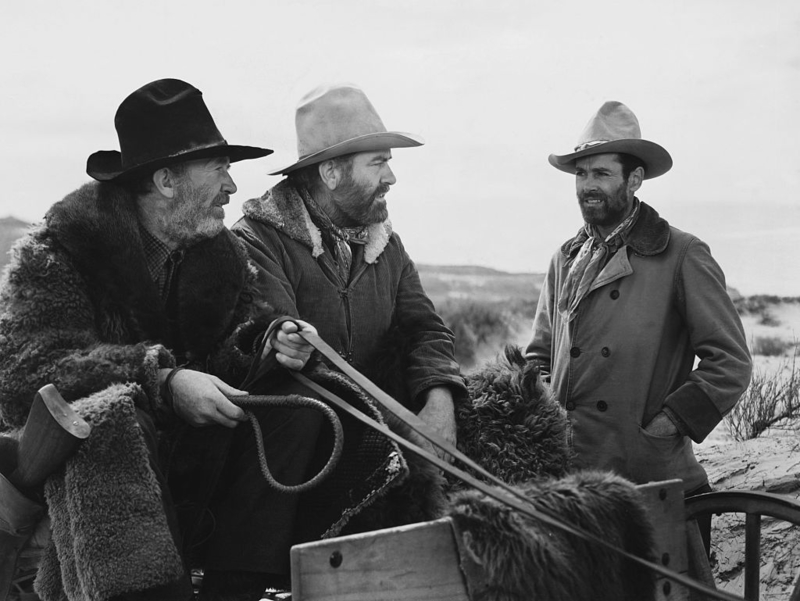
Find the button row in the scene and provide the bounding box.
[566,401,608,412]
[569,346,612,358]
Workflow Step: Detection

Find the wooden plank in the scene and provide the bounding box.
[636,479,690,601]
[291,518,469,600]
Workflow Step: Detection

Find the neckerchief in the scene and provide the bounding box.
[557,198,641,321]
[298,186,368,281]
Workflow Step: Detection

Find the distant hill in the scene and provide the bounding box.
[416,263,544,307]
[0,217,31,272]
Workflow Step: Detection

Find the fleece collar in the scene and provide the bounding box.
[561,200,670,259]
[242,179,392,264]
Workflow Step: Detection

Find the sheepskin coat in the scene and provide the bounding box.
[232,179,466,411]
[0,181,264,431]
[527,201,752,493]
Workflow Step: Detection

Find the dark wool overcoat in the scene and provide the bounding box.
[232,179,466,412]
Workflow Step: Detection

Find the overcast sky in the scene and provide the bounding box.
[2,0,798,295]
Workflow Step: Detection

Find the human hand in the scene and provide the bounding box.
[417,386,457,463]
[644,412,679,437]
[162,368,247,428]
[263,319,318,371]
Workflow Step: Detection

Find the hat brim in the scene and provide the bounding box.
[548,139,672,180]
[270,131,424,176]
[87,144,273,182]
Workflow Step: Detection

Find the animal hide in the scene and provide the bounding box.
[35,384,183,601]
[448,470,657,601]
[454,346,572,488]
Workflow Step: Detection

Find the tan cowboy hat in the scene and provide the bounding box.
[548,101,672,180]
[270,83,424,175]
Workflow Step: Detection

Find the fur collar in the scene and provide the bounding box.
[242,179,392,264]
[45,182,252,358]
[561,200,670,258]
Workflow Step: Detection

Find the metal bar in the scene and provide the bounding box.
[744,513,761,601]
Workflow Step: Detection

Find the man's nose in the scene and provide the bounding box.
[223,172,237,195]
[382,165,397,186]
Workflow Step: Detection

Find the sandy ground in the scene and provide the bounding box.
[693,302,800,599]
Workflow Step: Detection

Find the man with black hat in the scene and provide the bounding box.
[526,102,752,515]
[0,79,317,600]
[233,84,466,454]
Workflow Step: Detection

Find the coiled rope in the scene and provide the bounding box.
[227,393,344,494]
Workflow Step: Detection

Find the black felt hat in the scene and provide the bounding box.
[86,78,272,181]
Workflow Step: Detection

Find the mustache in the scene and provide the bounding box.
[373,183,391,198]
[578,190,609,202]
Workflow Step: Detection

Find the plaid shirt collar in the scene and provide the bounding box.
[139,225,172,282]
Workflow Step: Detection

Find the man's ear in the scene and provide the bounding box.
[318,160,340,191]
[152,167,177,198]
[628,166,644,194]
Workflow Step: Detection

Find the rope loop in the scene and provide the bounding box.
[227,393,344,493]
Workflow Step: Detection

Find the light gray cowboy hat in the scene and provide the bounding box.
[270,83,424,175]
[548,101,672,180]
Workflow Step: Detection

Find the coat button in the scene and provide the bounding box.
[596,400,608,412]
[566,401,576,411]
[570,346,581,358]
[610,290,620,299]
[601,347,611,357]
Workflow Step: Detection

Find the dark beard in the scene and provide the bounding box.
[334,181,391,226]
[577,189,629,228]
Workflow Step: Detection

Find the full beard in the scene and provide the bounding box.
[335,182,391,226]
[164,183,227,247]
[577,189,629,228]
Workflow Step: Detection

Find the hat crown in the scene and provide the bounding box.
[295,84,388,159]
[575,101,642,151]
[114,79,226,170]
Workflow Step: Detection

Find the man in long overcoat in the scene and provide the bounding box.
[526,101,752,546]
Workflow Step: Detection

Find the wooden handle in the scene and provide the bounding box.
[11,384,91,489]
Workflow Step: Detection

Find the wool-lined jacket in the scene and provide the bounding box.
[232,179,466,410]
[526,201,752,493]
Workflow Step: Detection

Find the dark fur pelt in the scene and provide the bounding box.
[454,345,572,488]
[369,317,571,488]
[448,470,657,601]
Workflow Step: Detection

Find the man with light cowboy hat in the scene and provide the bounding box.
[526,101,751,546]
[233,83,466,460]
[0,78,321,600]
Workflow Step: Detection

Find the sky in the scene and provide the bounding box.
[1,0,799,296]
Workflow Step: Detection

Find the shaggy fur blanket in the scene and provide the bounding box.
[447,470,657,601]
[454,346,572,488]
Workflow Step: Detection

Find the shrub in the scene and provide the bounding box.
[752,336,791,357]
[438,300,511,368]
[725,351,800,441]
